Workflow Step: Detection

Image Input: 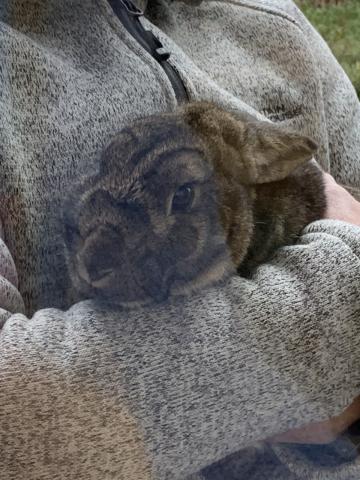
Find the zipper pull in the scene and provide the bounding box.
[143,30,171,62]
[118,0,144,16]
[154,47,171,62]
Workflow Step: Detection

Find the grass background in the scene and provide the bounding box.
[297,0,360,97]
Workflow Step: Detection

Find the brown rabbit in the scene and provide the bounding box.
[63,102,326,307]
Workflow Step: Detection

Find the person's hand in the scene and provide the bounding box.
[0,217,25,316]
[0,218,18,288]
[323,173,360,227]
[268,396,360,444]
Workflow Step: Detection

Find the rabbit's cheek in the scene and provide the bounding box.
[169,245,234,297]
[167,222,200,262]
[182,221,208,262]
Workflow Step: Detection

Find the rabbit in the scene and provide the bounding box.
[62,101,326,307]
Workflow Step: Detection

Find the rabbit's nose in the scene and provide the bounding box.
[77,225,121,287]
[80,251,116,288]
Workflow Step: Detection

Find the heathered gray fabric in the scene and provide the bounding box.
[0,0,360,479]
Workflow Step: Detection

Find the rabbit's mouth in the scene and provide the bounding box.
[76,247,175,304]
[89,269,116,289]
[76,251,116,289]
[170,245,235,298]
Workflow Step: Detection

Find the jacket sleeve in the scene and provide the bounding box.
[1,219,360,479]
[278,0,360,187]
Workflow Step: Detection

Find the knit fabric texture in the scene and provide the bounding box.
[0,0,360,478]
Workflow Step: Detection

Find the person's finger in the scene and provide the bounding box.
[0,237,19,288]
[268,396,360,445]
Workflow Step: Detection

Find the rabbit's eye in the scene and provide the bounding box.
[171,184,195,213]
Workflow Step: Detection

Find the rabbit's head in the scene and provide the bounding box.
[63,102,317,306]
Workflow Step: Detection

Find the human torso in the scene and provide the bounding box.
[0,0,357,313]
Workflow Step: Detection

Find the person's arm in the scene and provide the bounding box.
[1,214,360,478]
[278,0,360,186]
[269,173,360,445]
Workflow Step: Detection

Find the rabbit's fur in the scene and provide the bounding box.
[63,102,326,306]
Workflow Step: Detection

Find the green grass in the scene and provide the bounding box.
[297,1,360,96]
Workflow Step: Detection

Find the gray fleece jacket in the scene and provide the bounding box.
[0,0,360,479]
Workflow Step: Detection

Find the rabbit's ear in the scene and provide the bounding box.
[239,123,318,184]
[182,102,318,185]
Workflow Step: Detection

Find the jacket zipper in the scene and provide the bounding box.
[108,0,189,104]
